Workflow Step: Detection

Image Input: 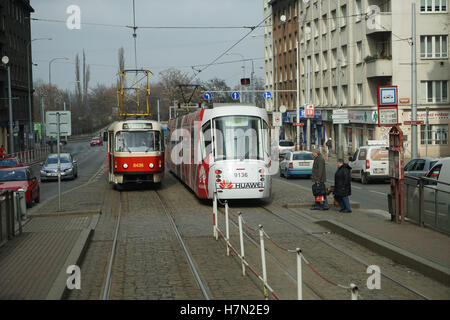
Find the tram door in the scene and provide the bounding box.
[108,131,115,182]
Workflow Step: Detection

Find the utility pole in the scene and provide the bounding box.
[306,58,311,151]
[7,63,14,154]
[157,99,160,122]
[40,97,45,145]
[411,2,418,159]
[337,0,344,160]
[296,40,300,150]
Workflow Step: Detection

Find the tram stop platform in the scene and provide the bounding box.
[0,179,105,300]
[285,204,450,286]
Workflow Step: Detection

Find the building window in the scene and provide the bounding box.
[356,41,362,64]
[341,45,348,66]
[331,10,337,30]
[314,53,320,72]
[314,18,319,38]
[356,0,362,22]
[420,0,447,12]
[315,89,320,106]
[340,4,347,27]
[357,84,363,105]
[323,87,328,105]
[322,14,327,34]
[421,80,448,103]
[420,35,448,58]
[421,124,448,145]
[323,51,328,70]
[331,48,337,68]
[332,86,338,105]
[342,85,348,106]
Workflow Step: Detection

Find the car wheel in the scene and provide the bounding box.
[286,171,290,179]
[361,173,368,185]
[35,189,40,203]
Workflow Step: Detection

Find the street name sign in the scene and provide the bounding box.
[332,109,349,124]
[404,120,424,125]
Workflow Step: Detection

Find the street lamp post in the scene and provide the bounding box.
[2,56,14,154]
[48,57,69,109]
[27,37,52,149]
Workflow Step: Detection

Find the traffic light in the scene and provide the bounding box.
[177,100,181,108]
[240,78,251,85]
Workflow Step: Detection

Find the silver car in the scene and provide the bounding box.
[404,157,438,177]
[40,153,78,181]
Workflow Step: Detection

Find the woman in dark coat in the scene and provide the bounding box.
[334,159,352,212]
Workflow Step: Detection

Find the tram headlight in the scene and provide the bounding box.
[149,163,154,168]
[123,163,128,169]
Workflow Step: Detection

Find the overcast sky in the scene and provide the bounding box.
[30,0,265,92]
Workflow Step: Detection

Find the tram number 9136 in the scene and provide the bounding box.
[234,172,248,178]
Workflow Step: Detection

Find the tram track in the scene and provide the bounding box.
[257,204,432,300]
[101,188,211,300]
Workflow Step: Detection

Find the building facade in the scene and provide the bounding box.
[0,0,34,153]
[267,0,449,157]
[264,0,274,112]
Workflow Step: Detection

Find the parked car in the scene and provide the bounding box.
[90,137,103,146]
[410,158,450,229]
[0,167,40,207]
[0,157,23,168]
[404,157,438,177]
[278,140,295,156]
[40,153,78,181]
[348,141,389,184]
[280,151,314,179]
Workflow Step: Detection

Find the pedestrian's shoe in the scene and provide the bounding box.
[321,207,329,211]
[343,210,352,213]
[310,207,321,210]
[339,209,345,212]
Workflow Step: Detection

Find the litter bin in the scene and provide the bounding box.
[14,190,27,221]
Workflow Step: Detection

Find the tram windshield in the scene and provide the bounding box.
[213,116,264,160]
[115,131,161,152]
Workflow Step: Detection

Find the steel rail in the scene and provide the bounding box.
[102,192,122,300]
[155,191,212,300]
[259,205,431,300]
[217,206,323,300]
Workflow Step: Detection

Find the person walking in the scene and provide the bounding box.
[334,159,352,213]
[325,138,332,160]
[310,148,329,210]
[0,145,5,158]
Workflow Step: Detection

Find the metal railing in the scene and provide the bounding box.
[0,190,25,244]
[404,175,450,234]
[2,146,50,166]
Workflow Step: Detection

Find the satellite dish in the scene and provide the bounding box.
[1,56,9,65]
[280,15,286,22]
[280,105,287,113]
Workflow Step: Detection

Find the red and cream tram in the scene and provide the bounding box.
[167,104,272,200]
[107,120,164,186]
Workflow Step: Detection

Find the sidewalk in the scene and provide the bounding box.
[288,205,450,285]
[0,177,106,299]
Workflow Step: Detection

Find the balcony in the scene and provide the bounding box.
[365,57,392,78]
[366,13,392,35]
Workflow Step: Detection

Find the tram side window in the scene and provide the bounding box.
[263,121,270,156]
[201,121,212,159]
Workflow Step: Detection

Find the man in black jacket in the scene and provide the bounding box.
[311,149,329,210]
[334,159,352,213]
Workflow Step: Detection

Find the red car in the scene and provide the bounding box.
[90,137,103,146]
[0,167,40,208]
[0,157,24,168]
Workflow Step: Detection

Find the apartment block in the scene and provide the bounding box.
[267,0,449,157]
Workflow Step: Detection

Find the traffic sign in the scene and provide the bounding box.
[231,91,240,101]
[203,92,212,101]
[46,111,71,136]
[378,86,398,106]
[378,107,398,126]
[264,91,272,99]
[293,123,304,126]
[332,109,349,124]
[305,104,315,118]
[273,112,282,127]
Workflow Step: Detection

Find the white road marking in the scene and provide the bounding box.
[370,190,387,196]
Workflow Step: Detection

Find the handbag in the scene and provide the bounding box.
[312,182,326,196]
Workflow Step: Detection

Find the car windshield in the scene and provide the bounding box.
[46,156,70,164]
[213,115,263,160]
[293,153,314,160]
[0,159,18,167]
[0,169,27,181]
[280,141,294,147]
[115,131,160,152]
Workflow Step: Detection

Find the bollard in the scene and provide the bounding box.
[259,225,269,300]
[238,212,246,276]
[225,200,230,256]
[296,248,303,300]
[213,192,218,240]
[350,283,359,300]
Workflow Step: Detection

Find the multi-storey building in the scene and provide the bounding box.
[264,0,274,112]
[268,0,449,157]
[0,0,34,153]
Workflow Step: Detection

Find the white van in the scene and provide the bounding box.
[348,141,389,184]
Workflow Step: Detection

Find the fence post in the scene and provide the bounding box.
[350,283,359,300]
[5,192,13,240]
[213,192,218,240]
[297,248,303,300]
[225,200,230,256]
[418,178,424,226]
[259,225,269,300]
[238,212,246,276]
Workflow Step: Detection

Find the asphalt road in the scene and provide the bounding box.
[28,141,107,206]
[275,160,391,211]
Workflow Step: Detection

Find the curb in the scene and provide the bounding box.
[30,209,101,217]
[284,202,361,209]
[316,219,450,285]
[45,213,100,300]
